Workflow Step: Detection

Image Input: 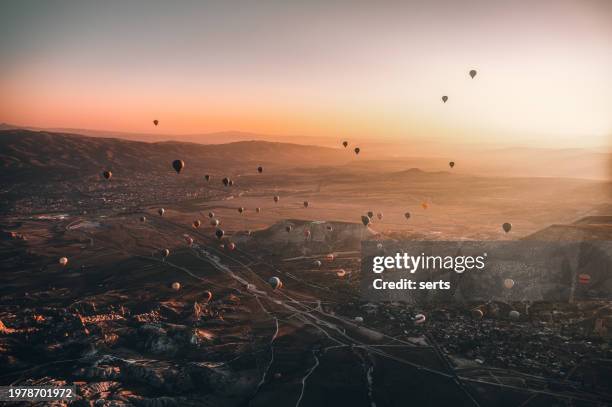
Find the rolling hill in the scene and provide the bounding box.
[0,130,350,181]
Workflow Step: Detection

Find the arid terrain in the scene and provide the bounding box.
[1,130,611,406]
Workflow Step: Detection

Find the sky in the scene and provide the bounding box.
[1,0,611,148]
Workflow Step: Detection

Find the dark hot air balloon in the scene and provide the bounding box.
[502,222,512,233]
[361,215,370,226]
[268,276,282,290]
[222,177,230,187]
[215,228,224,240]
[172,160,184,174]
[442,96,448,103]
[342,141,348,148]
[204,174,210,181]
[153,119,159,126]
[102,170,112,180]
[354,147,360,155]
[257,166,263,173]
[449,161,455,168]
[404,212,411,220]
[469,69,477,79]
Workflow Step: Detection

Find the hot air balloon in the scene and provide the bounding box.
[222,177,230,187]
[140,216,147,222]
[59,257,68,267]
[376,212,383,220]
[203,290,213,302]
[503,278,515,289]
[227,242,236,251]
[268,276,282,290]
[211,219,220,226]
[257,166,263,173]
[421,202,428,210]
[172,159,184,174]
[404,212,411,220]
[273,196,280,203]
[204,175,210,182]
[441,96,448,103]
[449,161,455,168]
[215,229,224,240]
[158,208,165,216]
[502,222,512,233]
[314,260,322,268]
[153,119,159,126]
[102,170,112,180]
[361,215,370,226]
[471,308,484,320]
[161,249,170,258]
[469,69,477,79]
[171,282,181,291]
[354,147,360,155]
[414,314,426,324]
[256,207,261,213]
[367,211,374,219]
[342,141,348,148]
[193,220,201,228]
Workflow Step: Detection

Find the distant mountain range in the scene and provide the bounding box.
[0,129,350,181]
[0,122,340,146]
[1,126,610,181]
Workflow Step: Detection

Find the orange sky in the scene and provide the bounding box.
[1,1,611,147]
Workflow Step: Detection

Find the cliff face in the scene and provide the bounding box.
[240,219,377,256]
